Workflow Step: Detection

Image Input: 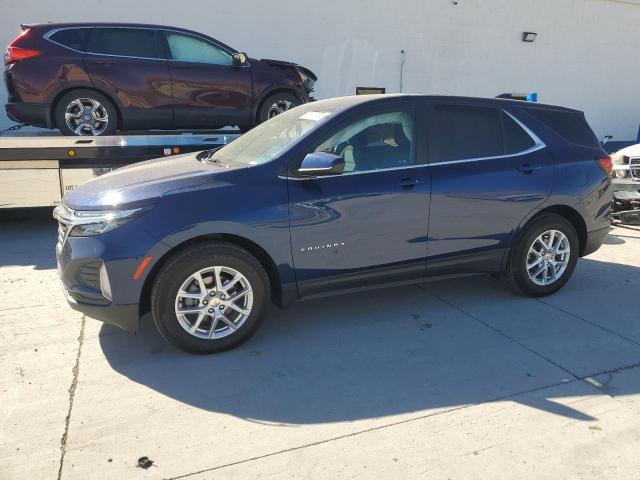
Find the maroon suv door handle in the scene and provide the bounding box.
[90,60,116,65]
[173,65,192,69]
[517,163,542,174]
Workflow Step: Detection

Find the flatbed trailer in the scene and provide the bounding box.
[0,132,239,208]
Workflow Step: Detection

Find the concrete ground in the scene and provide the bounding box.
[2,210,640,480]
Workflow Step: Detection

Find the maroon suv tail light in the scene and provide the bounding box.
[4,28,41,65]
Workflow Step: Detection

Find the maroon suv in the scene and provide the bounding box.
[4,23,317,135]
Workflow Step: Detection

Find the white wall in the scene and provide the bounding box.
[1,0,639,140]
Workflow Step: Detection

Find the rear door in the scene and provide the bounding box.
[84,27,173,129]
[426,101,554,275]
[160,30,252,129]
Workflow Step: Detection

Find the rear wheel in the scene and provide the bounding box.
[55,89,118,136]
[503,214,579,297]
[151,242,269,354]
[257,92,300,124]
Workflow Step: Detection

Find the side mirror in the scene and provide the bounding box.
[232,52,248,66]
[298,152,345,177]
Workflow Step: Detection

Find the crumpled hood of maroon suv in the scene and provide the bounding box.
[63,152,246,211]
[258,58,317,81]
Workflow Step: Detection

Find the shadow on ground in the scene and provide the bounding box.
[0,208,57,269]
[99,257,640,425]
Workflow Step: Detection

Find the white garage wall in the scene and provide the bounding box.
[1,0,639,140]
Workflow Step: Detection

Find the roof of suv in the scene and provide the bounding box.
[24,22,198,31]
[312,94,583,114]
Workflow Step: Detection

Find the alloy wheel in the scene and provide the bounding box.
[174,266,253,339]
[526,230,571,286]
[64,98,109,136]
[267,100,295,118]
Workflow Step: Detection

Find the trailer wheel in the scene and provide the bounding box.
[55,89,118,136]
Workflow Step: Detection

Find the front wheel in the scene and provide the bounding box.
[151,243,269,354]
[257,92,301,124]
[503,214,579,297]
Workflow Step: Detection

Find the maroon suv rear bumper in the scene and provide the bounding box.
[5,102,50,128]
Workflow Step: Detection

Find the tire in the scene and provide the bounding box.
[257,92,301,124]
[503,214,579,297]
[151,242,269,354]
[54,89,118,136]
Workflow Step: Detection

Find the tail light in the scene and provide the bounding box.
[596,155,613,176]
[4,28,40,65]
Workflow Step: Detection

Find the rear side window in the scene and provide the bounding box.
[87,28,160,59]
[49,28,91,51]
[433,105,503,162]
[502,112,535,154]
[525,108,598,147]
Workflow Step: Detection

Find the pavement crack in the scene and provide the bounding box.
[415,284,580,380]
[536,298,640,348]
[57,315,86,480]
[166,359,640,480]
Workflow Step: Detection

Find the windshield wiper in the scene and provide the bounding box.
[196,148,223,165]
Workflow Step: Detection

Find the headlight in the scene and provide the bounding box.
[615,168,629,179]
[53,206,145,237]
[297,69,315,92]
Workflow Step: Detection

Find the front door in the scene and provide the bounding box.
[287,106,430,297]
[426,102,554,275]
[161,31,252,128]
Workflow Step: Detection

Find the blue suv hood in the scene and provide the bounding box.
[63,152,245,211]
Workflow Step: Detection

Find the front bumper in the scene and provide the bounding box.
[5,102,50,128]
[55,215,169,332]
[66,295,140,331]
[612,178,640,202]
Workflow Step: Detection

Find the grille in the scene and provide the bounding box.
[77,261,101,290]
[56,221,69,254]
[630,157,640,181]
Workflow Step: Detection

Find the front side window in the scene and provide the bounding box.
[166,33,232,65]
[87,28,159,58]
[315,112,414,173]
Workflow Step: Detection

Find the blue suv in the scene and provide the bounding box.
[54,94,612,353]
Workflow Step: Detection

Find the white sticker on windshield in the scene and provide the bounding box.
[299,111,331,121]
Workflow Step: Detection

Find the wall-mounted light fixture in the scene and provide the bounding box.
[522,32,538,43]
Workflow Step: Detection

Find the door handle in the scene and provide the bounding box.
[395,177,422,189]
[90,60,116,65]
[517,163,542,174]
[173,65,191,69]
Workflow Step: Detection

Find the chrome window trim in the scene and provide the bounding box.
[284,109,545,179]
[429,110,546,167]
[283,163,429,180]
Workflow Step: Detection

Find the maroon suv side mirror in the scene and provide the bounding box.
[232,52,248,66]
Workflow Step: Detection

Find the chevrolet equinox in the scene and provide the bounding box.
[54,94,613,353]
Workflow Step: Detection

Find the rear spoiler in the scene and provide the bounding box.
[496,92,538,102]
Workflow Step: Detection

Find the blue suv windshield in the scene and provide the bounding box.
[213,101,350,166]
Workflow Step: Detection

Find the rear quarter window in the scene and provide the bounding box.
[525,108,598,147]
[502,112,535,153]
[49,28,91,52]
